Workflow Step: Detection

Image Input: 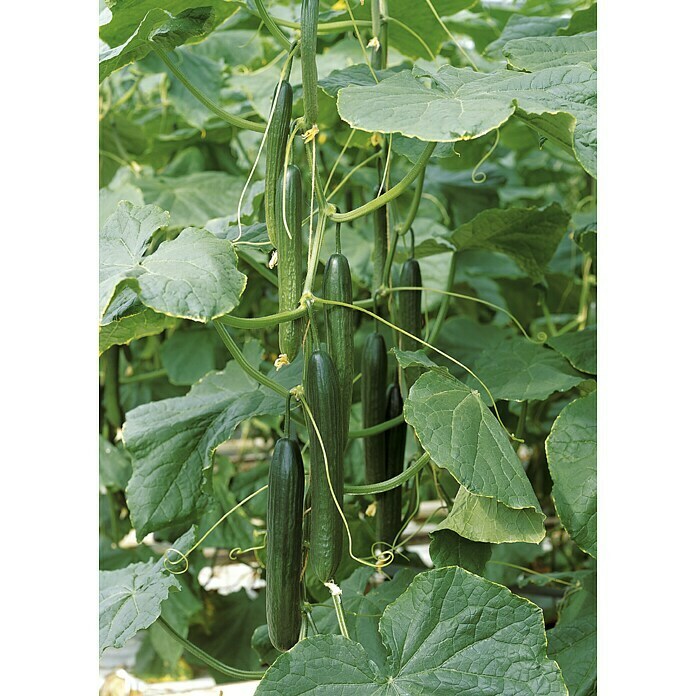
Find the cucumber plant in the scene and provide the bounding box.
[99,2,598,694]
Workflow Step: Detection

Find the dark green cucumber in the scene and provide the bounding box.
[266,437,305,651]
[397,258,422,352]
[300,0,319,127]
[276,164,305,361]
[322,252,353,454]
[380,384,407,546]
[264,80,292,247]
[361,332,388,489]
[305,349,344,583]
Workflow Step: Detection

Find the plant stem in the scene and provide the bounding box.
[157,618,266,681]
[218,305,307,330]
[331,590,350,639]
[397,165,426,235]
[426,254,456,343]
[245,7,371,33]
[255,0,293,51]
[121,368,168,384]
[236,248,278,287]
[213,321,290,398]
[345,452,429,495]
[331,142,436,223]
[349,413,404,439]
[302,210,328,296]
[152,45,265,133]
[103,346,123,436]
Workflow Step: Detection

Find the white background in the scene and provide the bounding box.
[0,2,693,693]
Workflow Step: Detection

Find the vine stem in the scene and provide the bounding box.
[345,452,430,495]
[302,210,328,296]
[157,617,266,681]
[330,143,436,222]
[255,0,293,51]
[328,586,350,639]
[218,305,307,330]
[424,256,456,344]
[213,321,290,398]
[245,7,371,33]
[121,368,168,384]
[152,45,265,133]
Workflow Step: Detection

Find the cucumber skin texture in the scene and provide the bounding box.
[266,437,305,651]
[300,0,319,126]
[276,165,304,361]
[397,258,422,352]
[264,80,292,247]
[361,332,388,487]
[322,253,354,455]
[305,349,344,583]
[380,384,407,546]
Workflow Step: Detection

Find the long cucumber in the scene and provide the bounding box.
[380,384,407,546]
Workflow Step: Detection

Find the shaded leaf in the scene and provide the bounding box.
[547,327,597,374]
[429,529,492,575]
[505,33,597,71]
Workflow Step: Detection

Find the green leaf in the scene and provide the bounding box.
[548,573,597,695]
[99,7,218,82]
[100,0,238,47]
[547,327,597,374]
[505,33,597,71]
[99,306,177,355]
[318,64,410,99]
[100,202,247,323]
[160,329,219,385]
[123,345,302,539]
[99,527,196,654]
[468,337,586,402]
[429,529,491,575]
[337,64,596,177]
[484,15,568,58]
[392,348,440,372]
[484,542,545,586]
[256,567,567,694]
[99,436,132,491]
[558,4,597,36]
[546,391,597,557]
[138,171,262,228]
[405,370,545,543]
[394,217,456,261]
[450,204,570,281]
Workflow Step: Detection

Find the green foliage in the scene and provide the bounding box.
[99,1,597,690]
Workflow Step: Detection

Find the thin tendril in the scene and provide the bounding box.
[471,128,500,184]
[487,561,576,587]
[324,129,357,195]
[163,485,269,574]
[423,0,479,71]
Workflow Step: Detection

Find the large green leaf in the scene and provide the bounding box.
[547,327,597,374]
[450,204,570,281]
[100,0,237,46]
[160,329,219,385]
[99,306,177,355]
[505,32,597,71]
[484,15,568,58]
[99,560,177,653]
[429,529,491,575]
[546,391,597,557]
[337,64,596,176]
[99,202,247,323]
[468,337,586,402]
[123,344,303,539]
[99,7,217,82]
[256,567,567,694]
[405,370,545,543]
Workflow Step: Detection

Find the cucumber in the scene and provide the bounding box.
[305,349,344,583]
[266,437,305,651]
[276,164,305,361]
[380,384,407,546]
[361,332,388,489]
[300,0,320,127]
[265,80,292,247]
[322,252,353,454]
[397,258,422,352]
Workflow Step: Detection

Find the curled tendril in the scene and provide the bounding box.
[471,128,500,184]
[228,544,266,561]
[164,547,190,575]
[370,542,395,569]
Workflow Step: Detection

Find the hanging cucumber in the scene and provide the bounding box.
[361,332,388,491]
[300,0,320,127]
[265,80,292,247]
[372,186,388,293]
[380,384,407,546]
[266,437,305,651]
[397,257,422,352]
[322,243,353,454]
[305,349,344,583]
[276,164,305,361]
